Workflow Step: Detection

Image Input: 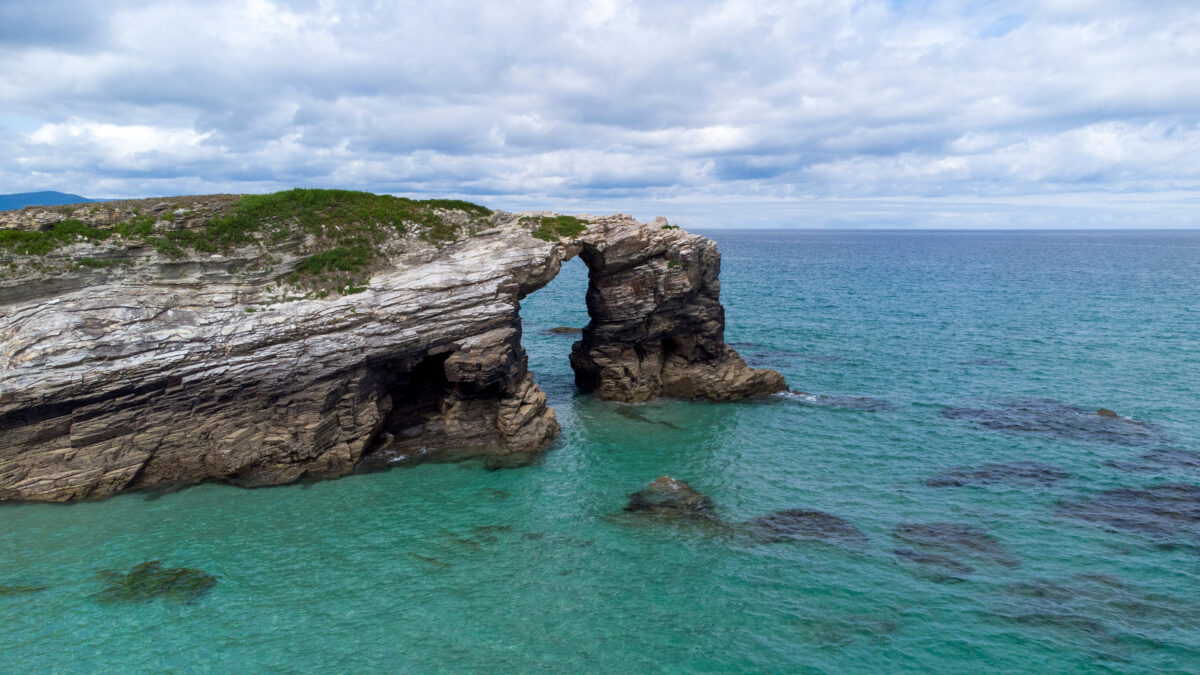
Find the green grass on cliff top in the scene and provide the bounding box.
[527,215,587,242]
[0,189,494,296]
[0,189,493,256]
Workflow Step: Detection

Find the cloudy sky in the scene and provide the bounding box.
[2,0,1198,227]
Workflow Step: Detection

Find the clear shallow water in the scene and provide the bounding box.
[3,230,1200,672]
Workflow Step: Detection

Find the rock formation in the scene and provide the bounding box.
[624,476,717,519]
[0,193,785,502]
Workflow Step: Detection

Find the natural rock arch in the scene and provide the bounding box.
[0,210,784,502]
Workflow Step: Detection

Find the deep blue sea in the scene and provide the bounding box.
[3,230,1200,672]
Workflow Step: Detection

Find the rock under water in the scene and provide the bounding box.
[993,573,1199,654]
[621,477,869,552]
[1057,483,1200,541]
[893,522,1019,568]
[93,561,217,605]
[740,509,870,548]
[0,584,48,596]
[0,198,784,502]
[925,461,1069,487]
[1104,449,1200,474]
[893,548,974,581]
[940,398,1166,446]
[784,390,893,412]
[611,405,684,430]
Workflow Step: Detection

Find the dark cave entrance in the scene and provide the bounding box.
[357,351,455,471]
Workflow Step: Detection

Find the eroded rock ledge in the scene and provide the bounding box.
[0,197,785,502]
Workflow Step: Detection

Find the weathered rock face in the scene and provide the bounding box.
[571,217,786,402]
[0,201,785,502]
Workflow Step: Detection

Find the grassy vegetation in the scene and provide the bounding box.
[661,223,680,230]
[0,219,112,255]
[0,188,495,297]
[114,213,156,239]
[527,215,588,242]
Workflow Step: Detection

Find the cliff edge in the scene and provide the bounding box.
[0,190,785,502]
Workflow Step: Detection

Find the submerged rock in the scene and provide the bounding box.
[893,548,974,581]
[893,522,1018,568]
[790,613,899,646]
[0,584,48,596]
[612,405,683,430]
[925,461,1069,487]
[1058,483,1200,540]
[94,561,217,604]
[741,509,869,548]
[962,358,1012,367]
[547,326,582,334]
[1104,449,1200,474]
[940,398,1166,446]
[624,476,716,519]
[995,573,1198,645]
[999,610,1109,636]
[621,478,868,552]
[786,390,893,412]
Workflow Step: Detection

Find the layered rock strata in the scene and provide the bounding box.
[0,200,785,502]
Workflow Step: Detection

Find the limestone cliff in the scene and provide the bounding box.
[0,192,785,502]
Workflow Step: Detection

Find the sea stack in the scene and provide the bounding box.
[0,193,785,502]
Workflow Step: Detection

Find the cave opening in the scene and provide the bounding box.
[356,351,456,471]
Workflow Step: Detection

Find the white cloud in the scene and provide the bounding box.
[0,0,1197,226]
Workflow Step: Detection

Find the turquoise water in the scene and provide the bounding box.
[3,230,1200,672]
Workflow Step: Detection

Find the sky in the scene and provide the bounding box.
[1,0,1198,228]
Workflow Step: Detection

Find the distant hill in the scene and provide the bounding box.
[0,191,101,211]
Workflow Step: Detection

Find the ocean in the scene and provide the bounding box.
[3,229,1199,672]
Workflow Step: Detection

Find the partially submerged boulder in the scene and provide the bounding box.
[624,476,716,519]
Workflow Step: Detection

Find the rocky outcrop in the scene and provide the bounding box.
[0,198,785,502]
[571,217,786,402]
[624,476,717,519]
